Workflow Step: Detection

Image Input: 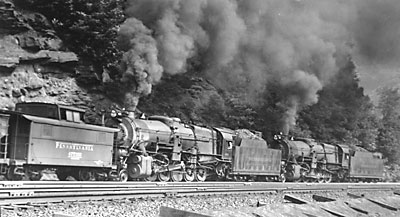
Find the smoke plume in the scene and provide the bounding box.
[117,18,163,111]
[118,0,400,131]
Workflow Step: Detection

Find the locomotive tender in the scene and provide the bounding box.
[0,102,384,182]
[0,102,118,181]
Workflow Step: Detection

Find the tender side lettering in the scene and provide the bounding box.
[56,142,94,151]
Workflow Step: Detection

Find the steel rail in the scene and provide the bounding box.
[3,181,399,189]
[0,182,399,206]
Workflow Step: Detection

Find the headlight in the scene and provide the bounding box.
[111,110,117,118]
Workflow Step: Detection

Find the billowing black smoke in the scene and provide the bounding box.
[117,18,162,110]
[118,0,400,131]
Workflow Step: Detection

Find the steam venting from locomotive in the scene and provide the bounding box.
[118,0,400,132]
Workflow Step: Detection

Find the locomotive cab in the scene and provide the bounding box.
[214,127,235,160]
[337,145,350,168]
[336,144,350,168]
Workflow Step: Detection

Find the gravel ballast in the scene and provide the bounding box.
[1,190,395,217]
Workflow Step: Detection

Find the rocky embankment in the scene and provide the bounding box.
[0,0,236,126]
[0,0,113,118]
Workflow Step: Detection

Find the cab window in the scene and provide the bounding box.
[61,109,83,123]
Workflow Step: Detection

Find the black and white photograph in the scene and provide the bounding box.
[0,0,400,216]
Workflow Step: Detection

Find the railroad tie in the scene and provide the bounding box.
[344,202,368,215]
[312,195,336,202]
[366,198,398,211]
[1,205,17,211]
[159,206,211,217]
[347,192,363,199]
[283,194,308,204]
[53,212,79,217]
[1,205,33,210]
[319,207,346,217]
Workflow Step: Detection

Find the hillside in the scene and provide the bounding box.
[0,0,123,125]
[0,0,253,129]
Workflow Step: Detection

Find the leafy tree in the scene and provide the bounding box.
[200,93,227,125]
[376,87,400,164]
[15,0,125,73]
[224,94,257,130]
[298,59,379,148]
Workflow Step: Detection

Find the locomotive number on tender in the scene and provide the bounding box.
[68,152,83,160]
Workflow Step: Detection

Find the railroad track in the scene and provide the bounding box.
[1,181,399,206]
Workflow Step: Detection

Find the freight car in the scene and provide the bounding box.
[271,135,384,182]
[0,102,118,181]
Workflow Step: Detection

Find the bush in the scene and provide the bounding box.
[383,164,400,182]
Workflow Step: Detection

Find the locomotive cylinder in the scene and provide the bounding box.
[127,155,152,179]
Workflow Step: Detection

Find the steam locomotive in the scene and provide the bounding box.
[0,102,384,182]
[270,135,384,182]
[107,108,282,182]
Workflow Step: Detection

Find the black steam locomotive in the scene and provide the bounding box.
[0,102,383,182]
[271,135,383,183]
[108,108,282,182]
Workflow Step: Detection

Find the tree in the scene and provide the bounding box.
[16,0,125,73]
[298,59,379,148]
[376,87,400,164]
